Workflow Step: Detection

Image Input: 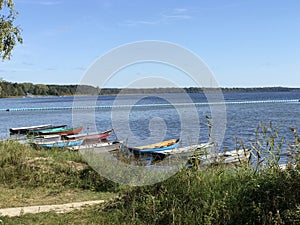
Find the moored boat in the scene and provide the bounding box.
[33,138,84,148]
[64,129,113,143]
[10,124,52,135]
[10,124,68,135]
[133,142,215,161]
[32,126,83,136]
[70,140,122,151]
[162,142,215,156]
[33,134,61,142]
[129,138,180,154]
[190,149,251,166]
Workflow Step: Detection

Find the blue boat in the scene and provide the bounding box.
[130,138,180,154]
[33,138,84,148]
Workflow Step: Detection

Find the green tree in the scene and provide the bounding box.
[21,82,34,94]
[33,84,49,95]
[0,0,22,60]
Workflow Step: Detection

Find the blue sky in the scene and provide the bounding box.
[1,0,300,87]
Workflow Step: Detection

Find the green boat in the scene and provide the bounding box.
[32,127,83,135]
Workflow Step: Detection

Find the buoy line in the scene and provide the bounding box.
[0,99,298,112]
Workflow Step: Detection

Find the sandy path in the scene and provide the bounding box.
[0,200,105,217]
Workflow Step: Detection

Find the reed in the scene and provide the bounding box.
[96,123,300,224]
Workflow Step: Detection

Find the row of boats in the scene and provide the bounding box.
[10,124,112,149]
[9,123,251,166]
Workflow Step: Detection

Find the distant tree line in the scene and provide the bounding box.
[0,79,78,97]
[0,79,299,98]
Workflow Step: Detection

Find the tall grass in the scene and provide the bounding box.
[101,166,300,224]
[98,123,300,225]
[0,140,119,192]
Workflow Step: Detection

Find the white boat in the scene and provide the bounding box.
[164,142,214,155]
[68,141,122,151]
[33,134,61,142]
[192,149,251,166]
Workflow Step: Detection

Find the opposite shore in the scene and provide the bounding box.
[1,79,300,98]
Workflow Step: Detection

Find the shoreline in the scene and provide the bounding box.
[1,87,300,99]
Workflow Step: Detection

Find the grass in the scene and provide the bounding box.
[0,140,119,207]
[0,186,115,208]
[99,165,300,225]
[3,165,300,225]
[1,123,300,224]
[0,205,124,225]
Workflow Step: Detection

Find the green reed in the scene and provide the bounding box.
[95,122,300,225]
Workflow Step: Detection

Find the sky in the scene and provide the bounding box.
[1,0,300,88]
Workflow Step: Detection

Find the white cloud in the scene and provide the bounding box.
[173,8,188,13]
[161,14,192,20]
[122,19,159,26]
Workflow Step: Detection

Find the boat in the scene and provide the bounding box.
[27,125,68,136]
[144,142,215,161]
[10,124,52,135]
[10,124,68,135]
[190,149,251,166]
[32,126,83,136]
[69,140,122,151]
[129,138,180,154]
[33,134,61,142]
[64,129,113,143]
[30,124,67,132]
[162,142,215,156]
[33,138,84,148]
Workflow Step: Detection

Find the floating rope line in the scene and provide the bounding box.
[0,99,299,112]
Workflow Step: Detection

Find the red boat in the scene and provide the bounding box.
[64,129,113,142]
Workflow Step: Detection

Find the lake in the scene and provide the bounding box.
[1,91,299,158]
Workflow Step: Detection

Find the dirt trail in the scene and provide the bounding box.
[0,200,105,217]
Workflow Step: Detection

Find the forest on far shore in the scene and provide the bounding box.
[0,79,299,98]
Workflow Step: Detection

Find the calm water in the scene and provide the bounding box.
[0,91,299,156]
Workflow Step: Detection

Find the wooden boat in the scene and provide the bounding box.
[137,142,214,161]
[33,134,61,142]
[64,129,113,142]
[190,149,251,166]
[31,124,67,132]
[33,126,83,136]
[33,138,84,148]
[162,142,214,156]
[130,138,180,154]
[69,140,122,151]
[10,124,68,135]
[10,124,52,135]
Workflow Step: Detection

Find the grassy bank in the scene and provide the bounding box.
[0,140,119,207]
[1,125,300,224]
[2,163,300,225]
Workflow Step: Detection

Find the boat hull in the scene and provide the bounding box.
[71,141,122,151]
[34,127,83,136]
[65,129,113,142]
[130,138,180,154]
[10,124,52,135]
[34,139,84,148]
[189,149,251,166]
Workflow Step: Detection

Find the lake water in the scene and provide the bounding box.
[0,91,299,158]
